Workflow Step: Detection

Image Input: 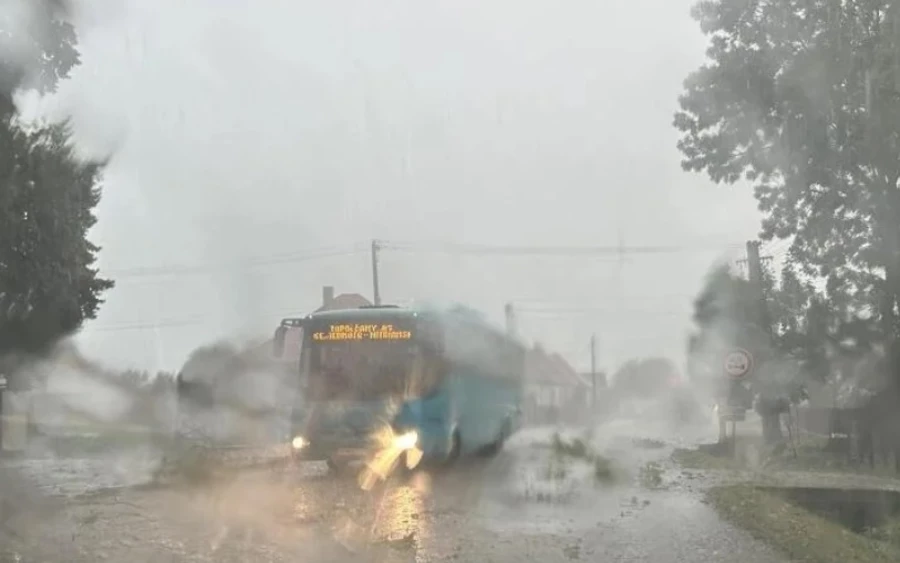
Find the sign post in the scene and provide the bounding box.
[724,348,753,380]
[719,349,754,448]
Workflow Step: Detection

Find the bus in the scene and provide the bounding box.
[275,303,526,473]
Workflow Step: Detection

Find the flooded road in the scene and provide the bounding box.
[2,415,788,562]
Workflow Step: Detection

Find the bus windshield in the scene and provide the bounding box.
[307,339,419,401]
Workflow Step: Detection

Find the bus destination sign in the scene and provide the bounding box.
[312,323,413,342]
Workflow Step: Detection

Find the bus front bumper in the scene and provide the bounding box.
[289,435,368,462]
[289,430,420,464]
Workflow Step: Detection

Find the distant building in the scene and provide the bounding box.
[315,285,371,312]
[523,345,590,425]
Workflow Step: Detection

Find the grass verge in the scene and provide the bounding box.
[672,443,741,471]
[865,515,900,550]
[707,485,900,563]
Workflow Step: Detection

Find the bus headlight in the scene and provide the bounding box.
[393,430,418,451]
[291,436,308,450]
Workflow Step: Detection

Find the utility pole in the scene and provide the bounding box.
[371,239,381,306]
[746,241,763,291]
[504,303,517,337]
[746,240,784,446]
[746,240,773,339]
[590,334,597,408]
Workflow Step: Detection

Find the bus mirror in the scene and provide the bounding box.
[273,326,287,357]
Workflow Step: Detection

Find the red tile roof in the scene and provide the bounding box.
[315,293,372,312]
[525,346,585,387]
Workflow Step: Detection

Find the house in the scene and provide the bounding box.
[316,286,372,312]
[523,345,590,425]
[499,304,590,425]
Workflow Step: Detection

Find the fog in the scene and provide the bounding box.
[17,0,760,374]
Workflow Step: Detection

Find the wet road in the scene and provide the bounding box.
[2,418,789,562]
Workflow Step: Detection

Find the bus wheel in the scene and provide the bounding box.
[480,421,509,458]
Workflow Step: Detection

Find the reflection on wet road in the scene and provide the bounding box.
[187,421,788,562]
[4,416,790,562]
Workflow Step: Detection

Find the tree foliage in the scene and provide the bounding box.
[688,255,886,409]
[675,0,900,337]
[612,356,680,398]
[0,1,113,359]
[687,264,776,400]
[0,0,78,102]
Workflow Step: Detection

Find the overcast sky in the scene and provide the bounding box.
[20,0,761,374]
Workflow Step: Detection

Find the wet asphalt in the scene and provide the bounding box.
[2,413,790,563]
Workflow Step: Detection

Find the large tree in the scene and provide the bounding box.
[0,1,113,367]
[688,262,824,442]
[688,255,886,442]
[611,356,680,398]
[675,1,900,349]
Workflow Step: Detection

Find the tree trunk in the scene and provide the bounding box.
[757,395,785,445]
[761,412,784,445]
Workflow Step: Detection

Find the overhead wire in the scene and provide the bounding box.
[92,238,740,333]
[80,305,316,334]
[102,238,746,281]
[78,318,206,333]
[379,239,744,257]
[515,309,689,318]
[104,243,368,280]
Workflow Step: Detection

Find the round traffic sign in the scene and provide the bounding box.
[724,349,753,378]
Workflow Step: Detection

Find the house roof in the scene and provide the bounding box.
[315,293,372,312]
[525,347,585,387]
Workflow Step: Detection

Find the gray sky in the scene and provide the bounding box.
[22,0,760,374]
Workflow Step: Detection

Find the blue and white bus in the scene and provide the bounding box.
[275,304,525,473]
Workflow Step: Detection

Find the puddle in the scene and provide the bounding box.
[762,486,900,532]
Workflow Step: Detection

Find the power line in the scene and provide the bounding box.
[79,318,206,333]
[510,294,701,304]
[101,238,742,281]
[515,307,689,318]
[81,305,689,334]
[80,305,318,334]
[380,240,744,257]
[104,244,367,280]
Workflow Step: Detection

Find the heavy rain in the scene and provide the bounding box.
[3,1,900,562]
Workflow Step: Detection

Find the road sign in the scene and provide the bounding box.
[724,349,753,379]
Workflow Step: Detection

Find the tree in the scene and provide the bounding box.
[688,254,886,443]
[0,1,113,366]
[674,1,900,350]
[688,264,772,381]
[688,262,800,443]
[612,356,679,398]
